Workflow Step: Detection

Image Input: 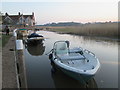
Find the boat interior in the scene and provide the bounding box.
[53,41,98,71]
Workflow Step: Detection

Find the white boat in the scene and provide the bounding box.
[49,41,100,82]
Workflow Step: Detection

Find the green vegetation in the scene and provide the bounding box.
[0,35,1,47]
[2,34,12,47]
[46,22,118,39]
[42,22,82,26]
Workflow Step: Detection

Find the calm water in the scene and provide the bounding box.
[23,31,118,88]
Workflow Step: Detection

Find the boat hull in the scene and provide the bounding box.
[27,39,43,44]
[17,29,28,37]
[49,41,100,84]
[26,37,44,45]
[52,61,94,84]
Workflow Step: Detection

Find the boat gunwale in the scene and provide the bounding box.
[53,57,100,75]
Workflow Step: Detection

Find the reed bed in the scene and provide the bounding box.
[46,23,118,39]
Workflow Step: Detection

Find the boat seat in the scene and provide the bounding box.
[54,41,85,61]
[69,47,82,53]
[55,42,69,55]
[57,54,85,61]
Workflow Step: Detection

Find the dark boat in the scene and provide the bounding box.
[27,33,44,44]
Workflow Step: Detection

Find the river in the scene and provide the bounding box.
[23,31,119,88]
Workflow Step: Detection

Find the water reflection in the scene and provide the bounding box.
[70,35,118,47]
[24,31,118,88]
[25,42,45,56]
[50,62,98,88]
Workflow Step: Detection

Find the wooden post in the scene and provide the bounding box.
[16,40,27,88]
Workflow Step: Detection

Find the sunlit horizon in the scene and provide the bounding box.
[2,1,118,25]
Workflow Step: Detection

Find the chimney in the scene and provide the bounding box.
[32,12,34,16]
[5,13,8,16]
[18,12,20,15]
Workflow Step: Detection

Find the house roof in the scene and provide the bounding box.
[2,15,19,24]
[2,14,34,21]
[2,12,35,25]
[23,15,33,19]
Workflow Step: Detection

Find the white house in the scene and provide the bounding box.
[2,12,35,26]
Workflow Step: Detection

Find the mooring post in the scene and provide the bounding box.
[13,29,17,38]
[16,40,27,88]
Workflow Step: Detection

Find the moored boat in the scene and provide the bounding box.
[48,41,100,82]
[27,32,44,44]
[17,28,28,37]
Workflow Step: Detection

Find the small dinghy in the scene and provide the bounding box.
[48,41,100,82]
[17,28,28,37]
[27,32,44,44]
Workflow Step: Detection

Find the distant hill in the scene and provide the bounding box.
[36,21,118,26]
[38,22,83,26]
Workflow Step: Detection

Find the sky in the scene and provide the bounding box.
[1,0,119,25]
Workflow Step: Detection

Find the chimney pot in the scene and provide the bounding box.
[5,13,8,16]
[18,12,20,15]
[32,12,34,16]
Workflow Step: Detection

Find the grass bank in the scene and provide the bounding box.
[0,34,1,48]
[2,34,12,47]
[44,22,118,39]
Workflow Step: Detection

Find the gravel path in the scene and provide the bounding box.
[2,36,17,88]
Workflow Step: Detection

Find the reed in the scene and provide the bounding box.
[46,22,118,39]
